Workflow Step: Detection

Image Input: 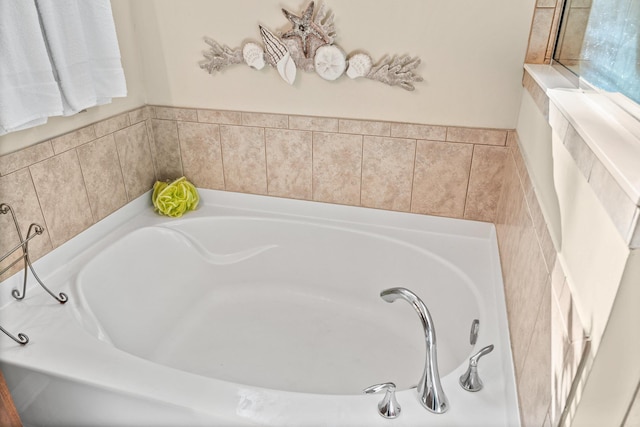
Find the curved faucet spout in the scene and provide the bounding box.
[380,287,449,414]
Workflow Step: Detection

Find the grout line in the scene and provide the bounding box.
[263,126,270,196]
[74,146,98,225]
[218,125,226,191]
[461,144,476,219]
[27,167,54,252]
[358,135,364,207]
[409,139,419,213]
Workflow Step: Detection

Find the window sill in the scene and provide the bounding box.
[523,64,640,248]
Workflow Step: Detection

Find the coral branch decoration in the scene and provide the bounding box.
[200,38,243,73]
[367,55,424,91]
[199,1,423,91]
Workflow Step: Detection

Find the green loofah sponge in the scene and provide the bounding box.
[152,177,199,218]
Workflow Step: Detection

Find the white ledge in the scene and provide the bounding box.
[524,64,640,247]
[547,88,640,206]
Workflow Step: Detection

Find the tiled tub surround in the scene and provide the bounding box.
[496,132,587,427]
[150,105,509,222]
[525,0,565,65]
[515,65,640,426]
[0,106,510,281]
[0,106,156,281]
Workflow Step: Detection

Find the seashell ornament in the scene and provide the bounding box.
[259,25,297,85]
[313,44,346,81]
[346,53,373,79]
[242,42,266,70]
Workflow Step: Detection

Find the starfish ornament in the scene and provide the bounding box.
[281,1,330,58]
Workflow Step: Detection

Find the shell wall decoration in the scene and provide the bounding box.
[199,1,423,91]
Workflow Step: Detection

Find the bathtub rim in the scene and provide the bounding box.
[0,189,521,426]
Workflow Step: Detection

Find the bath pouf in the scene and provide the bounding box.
[152,177,200,218]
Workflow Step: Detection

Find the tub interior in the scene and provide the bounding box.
[75,216,481,395]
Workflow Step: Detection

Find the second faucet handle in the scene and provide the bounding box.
[459,344,494,392]
[363,382,401,419]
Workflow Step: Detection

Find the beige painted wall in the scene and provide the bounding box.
[132,0,534,129]
[0,0,146,155]
[0,0,535,155]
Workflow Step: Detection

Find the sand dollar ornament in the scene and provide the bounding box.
[242,42,265,70]
[346,53,372,79]
[313,44,346,81]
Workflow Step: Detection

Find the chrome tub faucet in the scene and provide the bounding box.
[380,287,449,414]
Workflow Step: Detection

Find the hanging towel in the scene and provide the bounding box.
[35,0,127,115]
[0,1,64,135]
[77,0,127,105]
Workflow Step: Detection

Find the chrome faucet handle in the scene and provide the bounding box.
[470,319,480,345]
[363,382,401,419]
[459,344,494,392]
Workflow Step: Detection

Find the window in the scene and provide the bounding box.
[554,0,640,104]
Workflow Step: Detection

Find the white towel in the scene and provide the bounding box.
[77,0,127,104]
[35,0,127,116]
[0,1,64,135]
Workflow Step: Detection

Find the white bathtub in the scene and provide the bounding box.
[0,189,519,426]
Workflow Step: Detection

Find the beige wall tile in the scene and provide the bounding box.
[177,122,225,190]
[511,137,530,187]
[551,275,587,426]
[495,152,552,377]
[518,284,552,427]
[150,119,183,181]
[525,181,557,274]
[144,106,157,119]
[523,71,550,119]
[526,8,555,64]
[77,134,128,221]
[391,123,447,141]
[411,140,473,218]
[220,125,267,195]
[557,8,590,61]
[551,297,571,425]
[589,158,638,240]
[128,107,152,125]
[339,119,390,136]
[537,0,557,7]
[154,106,198,122]
[51,126,96,154]
[289,116,339,133]
[546,3,564,61]
[510,224,551,378]
[0,169,53,280]
[563,124,595,180]
[197,109,242,125]
[312,132,362,206]
[549,103,569,142]
[265,129,312,200]
[507,131,519,150]
[114,123,156,200]
[465,145,508,222]
[242,112,288,129]
[0,141,54,176]
[94,113,130,138]
[361,136,416,211]
[29,151,94,247]
[447,127,507,146]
